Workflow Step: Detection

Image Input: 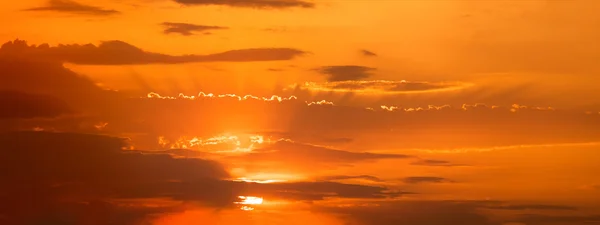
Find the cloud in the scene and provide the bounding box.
[511,214,600,225]
[162,22,228,36]
[24,0,119,16]
[0,131,413,224]
[0,51,118,110]
[0,39,306,65]
[402,176,452,184]
[0,131,229,223]
[315,65,377,82]
[360,49,377,57]
[289,80,472,94]
[483,204,577,211]
[318,200,496,225]
[318,175,383,182]
[411,159,468,167]
[172,0,315,9]
[0,91,72,119]
[242,140,411,164]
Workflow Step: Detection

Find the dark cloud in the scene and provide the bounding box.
[0,51,118,110]
[0,91,72,119]
[172,0,315,9]
[242,140,411,164]
[317,200,589,225]
[315,65,376,82]
[319,200,496,225]
[0,131,409,224]
[162,22,228,36]
[120,180,400,205]
[0,131,229,224]
[483,204,577,211]
[0,132,229,184]
[402,177,452,184]
[511,214,600,225]
[0,39,306,65]
[360,49,377,57]
[24,0,119,16]
[318,175,383,182]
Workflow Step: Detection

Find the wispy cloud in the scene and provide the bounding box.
[172,0,315,9]
[162,22,228,36]
[24,0,119,16]
[315,65,376,82]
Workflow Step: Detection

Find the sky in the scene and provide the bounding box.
[1,0,600,224]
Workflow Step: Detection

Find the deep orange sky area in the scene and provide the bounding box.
[1,0,600,225]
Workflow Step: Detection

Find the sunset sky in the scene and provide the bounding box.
[2,0,600,225]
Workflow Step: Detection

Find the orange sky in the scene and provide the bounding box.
[1,0,600,225]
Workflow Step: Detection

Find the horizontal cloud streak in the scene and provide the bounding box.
[315,65,376,82]
[162,22,228,36]
[172,0,315,9]
[288,80,472,95]
[0,39,306,65]
[24,0,119,16]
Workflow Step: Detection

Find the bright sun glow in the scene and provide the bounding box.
[234,196,264,211]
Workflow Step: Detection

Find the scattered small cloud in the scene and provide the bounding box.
[162,22,228,36]
[315,65,377,82]
[24,0,119,16]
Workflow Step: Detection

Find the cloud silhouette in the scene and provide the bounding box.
[24,0,119,16]
[172,0,315,9]
[0,131,406,224]
[0,52,117,109]
[162,22,228,36]
[0,39,306,65]
[360,49,377,57]
[315,65,376,82]
[0,131,230,223]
